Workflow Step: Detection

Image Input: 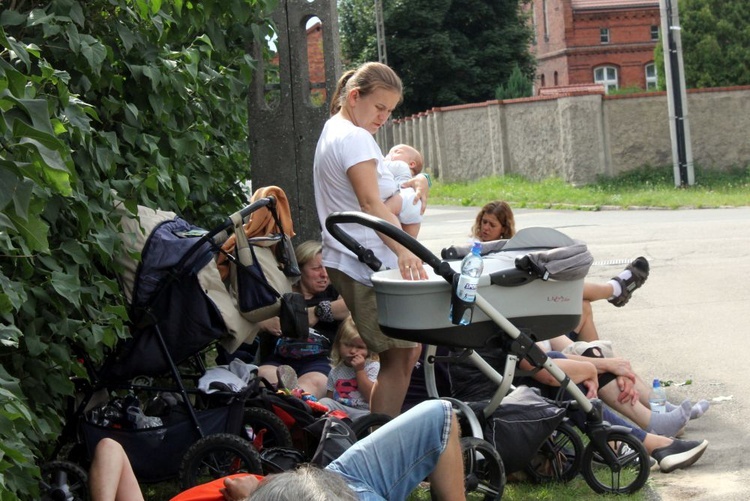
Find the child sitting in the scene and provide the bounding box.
[317,317,380,420]
[382,144,425,237]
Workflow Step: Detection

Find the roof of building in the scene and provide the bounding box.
[572,0,659,11]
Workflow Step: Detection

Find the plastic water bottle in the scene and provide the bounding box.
[450,242,483,325]
[649,378,667,414]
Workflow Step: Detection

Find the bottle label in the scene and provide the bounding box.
[456,276,479,302]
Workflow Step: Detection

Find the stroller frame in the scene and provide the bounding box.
[326,211,651,496]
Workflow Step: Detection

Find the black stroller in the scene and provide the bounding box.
[40,196,303,500]
[326,212,652,498]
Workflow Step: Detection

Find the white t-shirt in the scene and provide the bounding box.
[326,360,380,410]
[314,115,398,285]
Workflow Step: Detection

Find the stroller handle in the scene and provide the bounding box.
[204,196,278,245]
[325,212,457,283]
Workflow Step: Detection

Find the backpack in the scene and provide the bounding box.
[305,415,357,468]
[476,385,566,474]
[258,414,357,475]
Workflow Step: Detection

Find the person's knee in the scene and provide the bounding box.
[95,438,123,458]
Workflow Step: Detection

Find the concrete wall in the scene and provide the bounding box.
[379,86,750,185]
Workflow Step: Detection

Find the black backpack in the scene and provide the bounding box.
[259,414,357,474]
[476,385,566,474]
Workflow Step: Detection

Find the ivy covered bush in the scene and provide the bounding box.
[0,0,275,498]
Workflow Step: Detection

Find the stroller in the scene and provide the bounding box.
[325,212,652,498]
[40,195,309,500]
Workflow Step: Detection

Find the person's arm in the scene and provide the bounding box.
[351,355,375,402]
[519,357,599,399]
[347,160,427,280]
[400,174,430,214]
[309,296,349,327]
[256,317,282,337]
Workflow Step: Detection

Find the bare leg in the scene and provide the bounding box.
[428,412,467,500]
[370,345,421,417]
[574,300,600,342]
[257,364,278,386]
[89,439,144,501]
[384,193,403,218]
[599,380,654,430]
[401,222,421,238]
[298,371,328,399]
[583,282,614,302]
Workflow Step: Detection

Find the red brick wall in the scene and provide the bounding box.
[530,0,660,92]
[269,22,327,100]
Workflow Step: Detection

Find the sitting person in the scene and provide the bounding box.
[471,200,650,342]
[256,240,349,399]
[382,143,425,238]
[547,334,711,423]
[88,399,465,500]
[449,343,709,473]
[317,317,380,420]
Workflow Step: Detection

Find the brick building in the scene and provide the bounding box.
[270,20,326,102]
[529,0,661,94]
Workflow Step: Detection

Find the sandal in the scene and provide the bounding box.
[608,256,650,307]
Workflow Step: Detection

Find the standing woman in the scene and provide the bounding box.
[313,62,430,417]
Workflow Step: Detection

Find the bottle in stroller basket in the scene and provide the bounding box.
[450,241,483,326]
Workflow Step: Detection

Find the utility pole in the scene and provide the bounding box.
[375,0,387,64]
[659,0,694,187]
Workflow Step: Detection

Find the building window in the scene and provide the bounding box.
[651,25,660,41]
[645,63,657,90]
[600,28,610,44]
[540,74,546,87]
[542,0,549,41]
[554,71,559,86]
[594,65,618,93]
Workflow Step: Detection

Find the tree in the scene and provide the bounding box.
[0,1,274,498]
[675,0,750,88]
[496,64,534,99]
[339,0,536,117]
[339,0,379,66]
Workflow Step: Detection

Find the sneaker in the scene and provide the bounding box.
[594,443,657,468]
[276,364,298,391]
[652,439,708,473]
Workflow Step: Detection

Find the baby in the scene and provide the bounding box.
[382,144,424,237]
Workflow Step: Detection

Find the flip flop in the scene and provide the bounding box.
[608,256,650,307]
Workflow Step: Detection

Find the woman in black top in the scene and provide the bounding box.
[257,241,349,398]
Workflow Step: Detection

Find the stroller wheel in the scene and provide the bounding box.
[581,431,650,494]
[39,460,89,501]
[525,420,583,483]
[461,436,505,501]
[178,433,263,490]
[243,407,294,451]
[350,413,392,440]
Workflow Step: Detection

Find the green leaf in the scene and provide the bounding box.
[7,213,49,252]
[0,325,21,349]
[10,178,33,220]
[0,168,19,212]
[23,332,47,358]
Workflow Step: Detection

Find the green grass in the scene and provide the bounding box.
[429,164,750,209]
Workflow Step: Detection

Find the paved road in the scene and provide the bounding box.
[418,205,750,500]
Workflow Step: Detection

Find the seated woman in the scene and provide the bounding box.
[256,240,349,399]
[471,201,650,341]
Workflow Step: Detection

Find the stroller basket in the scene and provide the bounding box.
[82,406,231,483]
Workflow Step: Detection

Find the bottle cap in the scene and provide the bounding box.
[652,378,660,387]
